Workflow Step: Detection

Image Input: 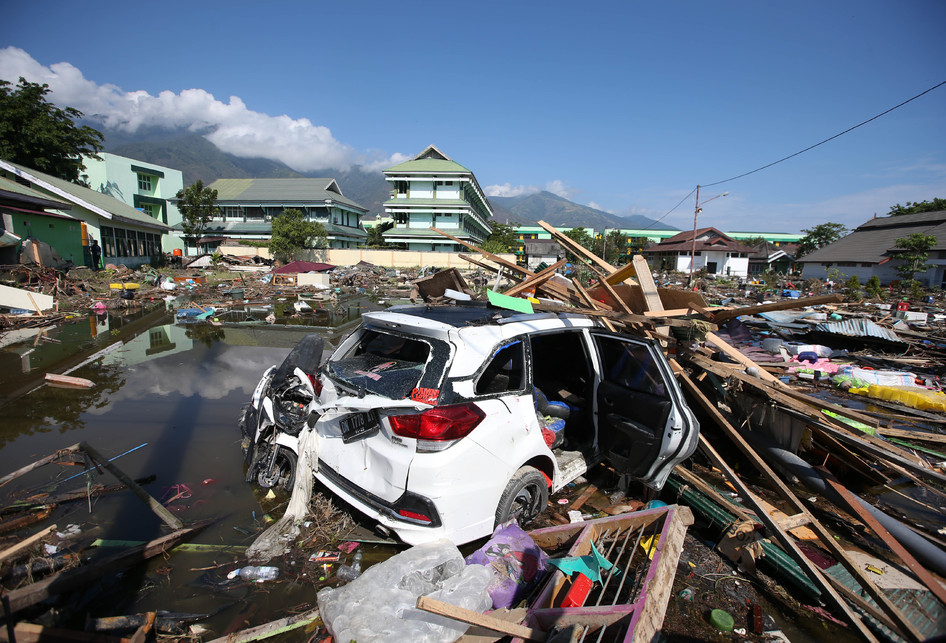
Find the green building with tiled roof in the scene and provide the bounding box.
[178,178,368,253]
[383,145,493,251]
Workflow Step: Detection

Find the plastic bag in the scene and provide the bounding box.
[317,539,492,643]
[465,520,548,609]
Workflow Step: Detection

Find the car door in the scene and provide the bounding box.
[590,332,698,488]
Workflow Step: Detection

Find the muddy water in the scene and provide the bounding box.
[0,307,358,634]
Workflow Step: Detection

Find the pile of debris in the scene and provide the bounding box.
[2,221,945,642]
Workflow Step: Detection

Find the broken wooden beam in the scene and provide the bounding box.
[0,524,56,564]
[820,466,946,606]
[78,442,183,530]
[536,220,616,275]
[417,595,547,641]
[672,361,924,642]
[707,293,844,324]
[204,608,320,643]
[44,373,94,389]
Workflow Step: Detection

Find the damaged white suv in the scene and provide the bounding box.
[241,303,699,546]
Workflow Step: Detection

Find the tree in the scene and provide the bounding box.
[891,232,936,286]
[0,77,104,185]
[269,208,326,262]
[562,227,594,252]
[795,223,848,258]
[593,230,630,265]
[365,221,393,248]
[176,180,219,253]
[480,221,519,254]
[888,198,946,216]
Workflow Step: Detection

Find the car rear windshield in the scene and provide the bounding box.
[326,329,432,399]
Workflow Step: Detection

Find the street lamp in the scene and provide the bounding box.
[688,185,728,285]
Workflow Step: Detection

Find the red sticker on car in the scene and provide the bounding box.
[410,388,439,405]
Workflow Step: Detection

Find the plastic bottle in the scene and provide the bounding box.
[228,565,279,581]
[351,549,363,573]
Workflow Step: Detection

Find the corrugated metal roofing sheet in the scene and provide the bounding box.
[814,318,904,343]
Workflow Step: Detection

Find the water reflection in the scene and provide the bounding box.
[0,314,331,632]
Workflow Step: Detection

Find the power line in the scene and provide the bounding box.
[640,187,697,230]
[700,79,946,188]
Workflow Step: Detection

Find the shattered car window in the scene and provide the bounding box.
[326,329,431,399]
[475,341,525,395]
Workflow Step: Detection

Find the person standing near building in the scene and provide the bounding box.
[90,238,102,271]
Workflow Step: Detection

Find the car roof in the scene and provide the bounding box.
[382,302,596,330]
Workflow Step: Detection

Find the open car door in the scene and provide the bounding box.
[590,332,698,489]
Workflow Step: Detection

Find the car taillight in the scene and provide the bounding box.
[389,403,485,441]
[398,509,432,523]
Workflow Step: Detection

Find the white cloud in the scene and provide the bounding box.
[485,183,541,198]
[0,47,406,173]
[485,180,575,199]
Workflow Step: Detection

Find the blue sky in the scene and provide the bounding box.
[2,0,945,234]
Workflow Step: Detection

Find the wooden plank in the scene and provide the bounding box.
[571,279,617,332]
[704,332,780,384]
[431,227,529,277]
[877,427,946,444]
[820,467,946,606]
[204,608,320,643]
[434,228,576,302]
[0,524,56,563]
[0,443,82,487]
[503,259,567,297]
[45,373,95,389]
[672,363,923,642]
[594,276,635,315]
[416,596,547,641]
[536,220,615,274]
[631,255,662,312]
[79,442,183,530]
[603,262,639,286]
[708,293,844,324]
[568,483,598,511]
[631,506,694,643]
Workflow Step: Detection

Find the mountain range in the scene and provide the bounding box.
[104,129,676,231]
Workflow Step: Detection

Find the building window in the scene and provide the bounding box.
[140,204,157,218]
[395,181,408,196]
[225,207,242,220]
[137,173,154,192]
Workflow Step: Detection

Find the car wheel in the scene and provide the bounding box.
[257,446,297,492]
[495,466,549,528]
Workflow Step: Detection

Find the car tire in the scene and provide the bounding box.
[256,446,297,492]
[495,466,549,528]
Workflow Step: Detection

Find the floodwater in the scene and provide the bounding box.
[0,301,379,635]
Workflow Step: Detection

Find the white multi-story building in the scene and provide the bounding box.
[382,145,493,251]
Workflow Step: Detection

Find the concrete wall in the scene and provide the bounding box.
[218,244,515,269]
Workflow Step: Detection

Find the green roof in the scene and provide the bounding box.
[206,178,367,212]
[0,176,72,208]
[384,158,470,174]
[0,160,169,230]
